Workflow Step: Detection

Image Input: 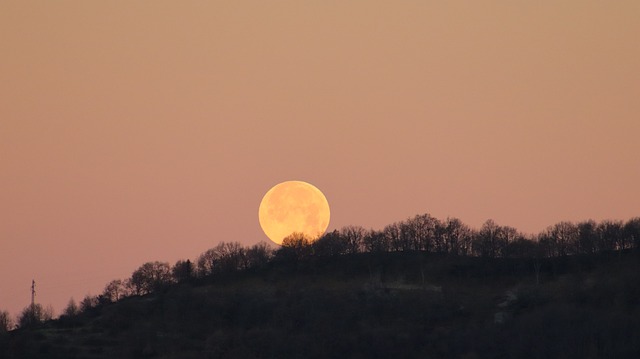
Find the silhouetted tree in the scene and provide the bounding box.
[278,232,313,261]
[537,231,555,258]
[17,303,50,328]
[197,248,217,276]
[102,279,126,302]
[216,242,248,272]
[362,229,389,253]
[0,310,12,332]
[545,221,578,256]
[617,218,636,250]
[399,220,414,251]
[196,242,247,276]
[130,261,173,295]
[314,230,348,256]
[624,217,640,251]
[340,225,366,254]
[473,220,503,257]
[384,222,403,252]
[80,294,99,313]
[245,242,273,268]
[577,220,598,255]
[400,214,438,251]
[62,298,79,317]
[500,225,520,254]
[440,217,472,255]
[598,220,624,252]
[172,259,194,282]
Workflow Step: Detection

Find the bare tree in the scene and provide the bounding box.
[216,242,247,272]
[577,220,598,255]
[0,310,13,332]
[130,261,173,295]
[383,222,403,252]
[473,219,503,257]
[102,279,126,302]
[399,220,414,251]
[80,294,99,313]
[196,242,247,276]
[598,220,624,252]
[544,221,578,256]
[624,217,640,251]
[406,214,439,252]
[197,248,217,276]
[362,229,389,253]
[313,230,347,256]
[279,232,313,261]
[441,217,472,255]
[17,303,46,328]
[62,298,79,317]
[245,242,273,268]
[172,259,194,282]
[340,225,366,254]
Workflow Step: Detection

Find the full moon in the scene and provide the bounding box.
[258,181,331,245]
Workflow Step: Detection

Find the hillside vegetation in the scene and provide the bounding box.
[1,250,639,359]
[2,214,640,358]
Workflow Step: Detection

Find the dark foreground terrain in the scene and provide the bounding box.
[2,251,640,359]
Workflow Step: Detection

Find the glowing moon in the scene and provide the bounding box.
[258,181,331,245]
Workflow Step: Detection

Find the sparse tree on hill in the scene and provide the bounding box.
[17,303,48,328]
[545,221,578,256]
[399,221,414,251]
[314,229,349,256]
[279,232,313,261]
[624,217,640,251]
[172,259,194,282]
[408,214,439,252]
[500,225,519,253]
[245,242,273,268]
[598,220,624,252]
[340,225,366,254]
[537,231,554,258]
[384,222,402,252]
[102,279,126,302]
[197,248,217,276]
[217,242,247,272]
[62,298,79,317]
[362,229,389,253]
[0,310,13,332]
[130,261,173,295]
[473,219,503,257]
[196,242,247,276]
[577,220,598,255]
[441,217,472,255]
[80,294,99,313]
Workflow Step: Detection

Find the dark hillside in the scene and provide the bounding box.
[2,251,640,358]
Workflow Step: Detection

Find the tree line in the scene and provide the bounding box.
[2,214,639,331]
[285,215,640,260]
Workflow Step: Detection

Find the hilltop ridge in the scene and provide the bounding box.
[2,250,639,358]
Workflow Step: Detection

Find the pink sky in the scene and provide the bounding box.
[1,1,639,317]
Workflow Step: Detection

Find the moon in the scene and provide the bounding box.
[258,181,331,245]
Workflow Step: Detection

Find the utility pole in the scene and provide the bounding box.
[31,280,36,316]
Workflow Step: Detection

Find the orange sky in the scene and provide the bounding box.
[1,1,639,317]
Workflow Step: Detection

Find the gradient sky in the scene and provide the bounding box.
[1,1,639,317]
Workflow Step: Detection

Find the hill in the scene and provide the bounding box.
[1,250,640,358]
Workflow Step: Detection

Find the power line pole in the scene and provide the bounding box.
[31,280,36,315]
